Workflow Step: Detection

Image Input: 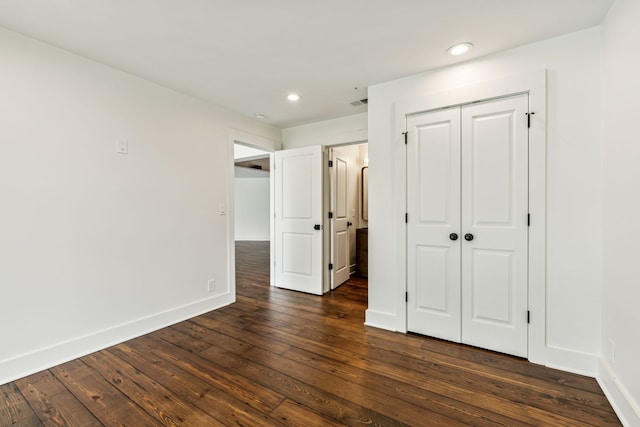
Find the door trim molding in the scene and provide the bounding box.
[394,71,547,364]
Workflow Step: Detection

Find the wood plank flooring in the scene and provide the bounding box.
[1,241,621,426]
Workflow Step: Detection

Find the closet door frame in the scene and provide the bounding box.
[394,71,547,364]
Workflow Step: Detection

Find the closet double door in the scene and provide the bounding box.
[406,94,529,358]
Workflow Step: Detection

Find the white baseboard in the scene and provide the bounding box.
[0,292,234,386]
[364,309,397,331]
[539,344,600,377]
[598,358,640,427]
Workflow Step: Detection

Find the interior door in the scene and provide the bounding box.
[406,108,462,342]
[330,148,350,289]
[406,94,529,358]
[460,94,529,357]
[274,145,324,295]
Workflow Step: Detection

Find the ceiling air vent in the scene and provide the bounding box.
[350,98,368,107]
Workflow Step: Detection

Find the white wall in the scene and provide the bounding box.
[367,28,603,374]
[0,27,280,385]
[234,167,270,241]
[599,0,640,424]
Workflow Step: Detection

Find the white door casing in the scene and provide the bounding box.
[406,108,462,342]
[330,148,350,289]
[406,94,529,358]
[460,94,529,357]
[274,145,324,295]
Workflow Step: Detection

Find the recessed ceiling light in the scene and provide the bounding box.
[447,42,474,56]
[286,93,301,102]
[255,113,266,119]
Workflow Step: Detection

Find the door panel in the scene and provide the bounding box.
[461,94,529,357]
[274,145,324,295]
[407,108,461,341]
[331,149,350,288]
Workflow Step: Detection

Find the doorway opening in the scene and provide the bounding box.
[230,137,370,314]
[271,142,369,295]
[233,142,272,291]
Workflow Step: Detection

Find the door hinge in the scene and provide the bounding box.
[405,213,408,223]
[526,112,535,128]
[328,263,334,270]
[527,310,531,324]
[328,160,333,167]
[328,212,334,219]
[402,131,408,145]
[528,213,530,226]
[405,292,408,302]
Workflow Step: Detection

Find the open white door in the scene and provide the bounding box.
[274,145,324,295]
[330,148,350,289]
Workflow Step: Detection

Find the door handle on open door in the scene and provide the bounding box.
[314,224,321,230]
[347,222,353,227]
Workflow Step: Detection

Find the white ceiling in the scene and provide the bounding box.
[0,0,613,128]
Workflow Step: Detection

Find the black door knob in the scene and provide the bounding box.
[314,224,321,230]
[449,233,458,241]
[464,233,474,241]
[347,222,353,227]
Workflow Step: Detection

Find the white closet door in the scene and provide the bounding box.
[274,145,324,295]
[406,108,461,342]
[460,94,529,357]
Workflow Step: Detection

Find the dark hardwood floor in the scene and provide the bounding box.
[1,241,621,426]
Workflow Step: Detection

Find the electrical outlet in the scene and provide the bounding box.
[116,138,128,154]
[610,339,615,363]
[207,279,215,292]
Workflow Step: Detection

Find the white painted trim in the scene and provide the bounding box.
[393,71,549,362]
[598,358,640,427]
[226,133,237,304]
[229,128,281,153]
[364,309,398,331]
[543,345,599,376]
[0,292,234,386]
[270,153,276,287]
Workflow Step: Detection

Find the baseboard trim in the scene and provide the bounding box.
[537,344,599,377]
[597,358,640,427]
[364,309,397,331]
[0,292,234,386]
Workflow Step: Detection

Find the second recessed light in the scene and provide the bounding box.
[287,93,301,102]
[447,42,474,56]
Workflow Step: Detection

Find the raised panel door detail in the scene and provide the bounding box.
[282,233,314,276]
[282,154,313,219]
[470,249,513,324]
[336,157,348,219]
[335,230,348,272]
[417,122,454,225]
[470,111,516,226]
[416,246,449,313]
